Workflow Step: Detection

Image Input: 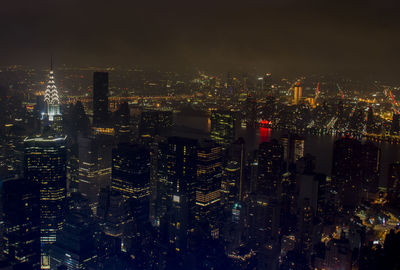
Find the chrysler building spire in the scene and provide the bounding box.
[44,56,61,121]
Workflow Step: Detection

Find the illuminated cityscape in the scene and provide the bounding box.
[1,1,400,270]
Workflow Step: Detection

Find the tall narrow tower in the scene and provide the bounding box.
[44,57,61,121]
[93,72,109,127]
[293,82,302,105]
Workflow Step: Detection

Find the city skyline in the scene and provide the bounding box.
[1,1,400,269]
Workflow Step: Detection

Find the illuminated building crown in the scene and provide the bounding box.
[43,57,61,121]
[44,70,59,105]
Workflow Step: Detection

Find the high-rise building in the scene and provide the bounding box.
[139,109,173,139]
[332,138,381,208]
[114,102,131,143]
[1,178,40,269]
[296,198,313,258]
[156,136,224,249]
[391,113,400,135]
[162,136,198,251]
[49,210,96,270]
[24,136,67,268]
[257,139,284,195]
[263,73,273,92]
[93,72,109,127]
[210,110,236,147]
[97,187,131,239]
[245,95,257,128]
[43,59,61,122]
[280,133,305,164]
[293,82,302,105]
[297,173,327,217]
[111,143,151,225]
[387,162,400,206]
[221,161,241,211]
[360,142,380,194]
[78,134,112,212]
[366,107,375,134]
[226,72,234,95]
[247,193,281,269]
[331,137,362,209]
[227,138,246,197]
[195,140,223,239]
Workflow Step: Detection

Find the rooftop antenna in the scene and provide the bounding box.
[51,55,53,71]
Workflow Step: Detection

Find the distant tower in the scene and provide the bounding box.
[93,72,109,127]
[210,110,236,147]
[263,73,272,93]
[293,82,302,105]
[366,107,375,134]
[44,56,61,121]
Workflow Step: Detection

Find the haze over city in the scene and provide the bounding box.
[1,1,400,270]
[2,0,400,80]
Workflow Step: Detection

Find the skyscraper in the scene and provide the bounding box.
[280,133,305,164]
[114,102,131,144]
[245,95,257,128]
[227,138,246,198]
[43,58,61,121]
[24,136,67,269]
[49,209,96,270]
[210,110,236,147]
[1,178,41,269]
[360,142,380,194]
[93,72,109,127]
[195,140,223,238]
[78,134,112,211]
[162,136,198,251]
[331,137,362,209]
[111,143,151,225]
[293,82,302,105]
[247,193,281,269]
[366,107,375,134]
[221,161,241,211]
[257,139,284,195]
[156,136,225,249]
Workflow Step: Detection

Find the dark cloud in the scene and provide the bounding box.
[1,0,400,79]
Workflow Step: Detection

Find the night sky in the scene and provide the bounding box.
[1,0,400,79]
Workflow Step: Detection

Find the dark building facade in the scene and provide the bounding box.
[331,137,362,208]
[391,113,400,135]
[93,72,109,127]
[257,139,284,195]
[49,211,96,270]
[139,110,173,139]
[111,143,151,225]
[331,137,380,209]
[1,178,41,269]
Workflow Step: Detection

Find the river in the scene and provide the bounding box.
[237,126,400,187]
